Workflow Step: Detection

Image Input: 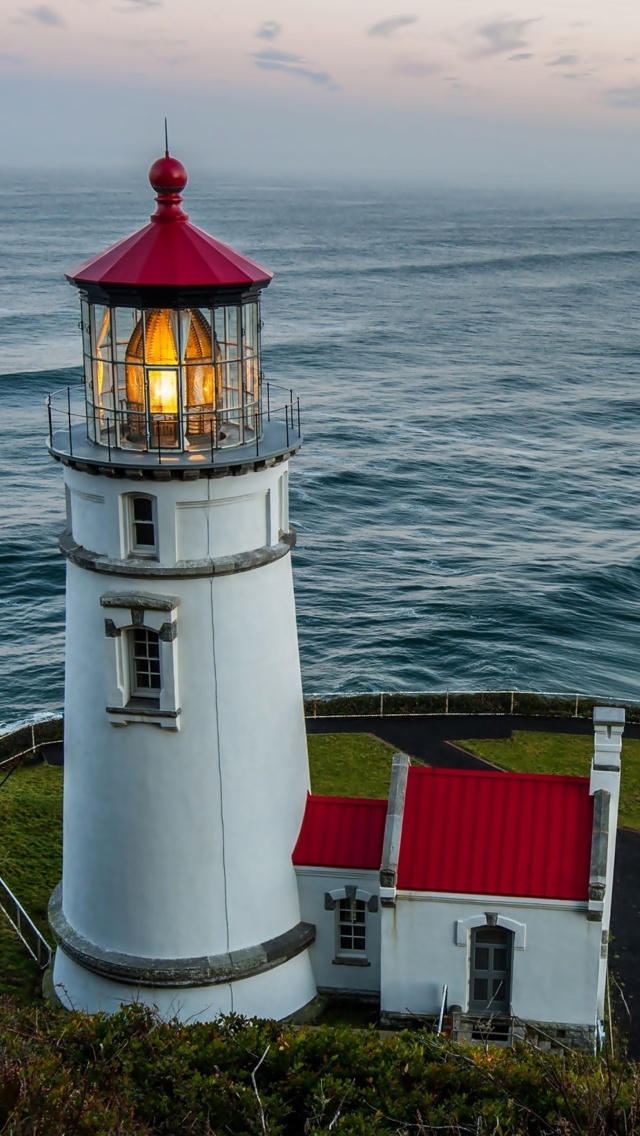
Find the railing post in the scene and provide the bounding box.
[510,690,515,715]
[380,692,384,717]
[574,693,580,718]
[67,387,73,457]
[285,401,290,447]
[267,382,271,421]
[297,397,301,436]
[47,397,52,447]
[445,691,449,715]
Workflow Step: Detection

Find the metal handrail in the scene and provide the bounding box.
[46,382,300,463]
[437,984,448,1035]
[0,875,52,969]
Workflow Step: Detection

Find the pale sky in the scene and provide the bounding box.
[4,0,640,188]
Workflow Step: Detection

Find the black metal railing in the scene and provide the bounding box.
[47,382,301,465]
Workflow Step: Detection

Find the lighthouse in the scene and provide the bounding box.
[46,153,317,1021]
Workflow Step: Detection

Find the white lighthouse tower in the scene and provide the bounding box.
[47,152,317,1021]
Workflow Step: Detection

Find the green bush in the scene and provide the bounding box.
[305,694,381,717]
[382,692,448,715]
[1,1001,640,1134]
[0,717,63,764]
[447,691,513,715]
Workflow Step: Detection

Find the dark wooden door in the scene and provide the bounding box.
[470,927,512,1013]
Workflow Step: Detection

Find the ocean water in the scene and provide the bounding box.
[2,170,640,729]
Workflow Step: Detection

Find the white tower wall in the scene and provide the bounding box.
[51,460,316,1019]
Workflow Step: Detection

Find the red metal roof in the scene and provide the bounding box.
[67,154,273,291]
[397,767,593,901]
[293,795,388,871]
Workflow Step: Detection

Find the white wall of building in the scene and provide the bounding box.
[381,892,602,1026]
[296,868,381,994]
[55,459,317,1021]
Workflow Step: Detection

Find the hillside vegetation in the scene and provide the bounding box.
[2,1001,640,1134]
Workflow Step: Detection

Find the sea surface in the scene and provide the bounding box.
[2,170,640,730]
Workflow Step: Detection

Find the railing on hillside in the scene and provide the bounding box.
[0,875,51,969]
[304,689,640,722]
[1,689,640,762]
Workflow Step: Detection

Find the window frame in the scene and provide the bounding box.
[124,493,158,559]
[101,591,180,730]
[325,886,377,967]
[336,896,368,959]
[128,626,162,706]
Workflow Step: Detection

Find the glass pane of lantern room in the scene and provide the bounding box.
[113,307,139,362]
[81,298,92,358]
[242,302,258,354]
[91,305,115,415]
[215,305,239,361]
[242,303,259,404]
[91,304,112,359]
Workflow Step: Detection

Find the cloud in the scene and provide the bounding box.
[367,16,417,39]
[394,56,439,78]
[119,0,162,9]
[252,48,335,88]
[254,48,304,65]
[22,4,65,26]
[559,71,592,81]
[547,54,578,66]
[471,18,536,58]
[605,86,640,107]
[256,21,281,41]
[508,52,533,62]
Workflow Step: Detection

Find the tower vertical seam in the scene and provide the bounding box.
[207,480,232,1009]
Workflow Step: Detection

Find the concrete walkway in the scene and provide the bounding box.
[307,713,640,1058]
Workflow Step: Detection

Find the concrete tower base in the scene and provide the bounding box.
[52,946,317,1022]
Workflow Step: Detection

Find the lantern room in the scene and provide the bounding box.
[64,154,273,454]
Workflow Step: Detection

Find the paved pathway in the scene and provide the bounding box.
[307,714,640,1057]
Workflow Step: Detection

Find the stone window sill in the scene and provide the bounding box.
[106,705,181,730]
[332,956,371,968]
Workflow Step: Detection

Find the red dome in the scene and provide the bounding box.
[148,155,187,193]
[66,153,273,293]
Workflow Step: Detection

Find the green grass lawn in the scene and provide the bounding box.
[307,732,396,798]
[460,731,640,831]
[0,762,62,1001]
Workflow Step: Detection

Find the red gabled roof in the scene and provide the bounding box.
[67,154,273,291]
[293,795,387,871]
[397,766,593,901]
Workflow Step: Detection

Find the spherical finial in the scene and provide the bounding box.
[148,155,188,194]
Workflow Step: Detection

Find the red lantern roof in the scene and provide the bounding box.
[67,154,273,291]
